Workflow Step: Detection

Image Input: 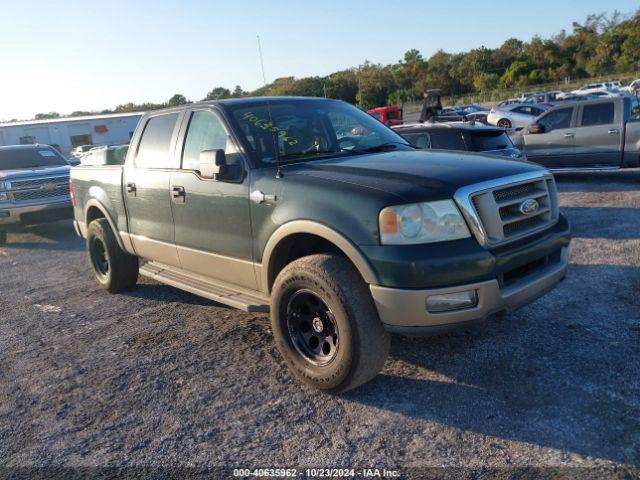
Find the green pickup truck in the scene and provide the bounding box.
[71,97,571,392]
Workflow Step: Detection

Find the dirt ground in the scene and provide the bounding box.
[0,170,638,478]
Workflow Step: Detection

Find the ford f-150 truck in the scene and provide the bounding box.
[512,96,640,170]
[0,144,72,244]
[71,97,571,392]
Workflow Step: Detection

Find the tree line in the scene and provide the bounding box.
[29,9,640,120]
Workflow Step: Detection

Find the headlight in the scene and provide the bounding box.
[379,200,471,245]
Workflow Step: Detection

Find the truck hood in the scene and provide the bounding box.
[0,165,70,181]
[286,150,545,202]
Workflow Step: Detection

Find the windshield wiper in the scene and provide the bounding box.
[277,150,345,161]
[359,142,414,153]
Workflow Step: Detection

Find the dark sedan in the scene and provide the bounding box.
[393,122,525,160]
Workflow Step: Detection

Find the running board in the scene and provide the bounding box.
[139,261,270,313]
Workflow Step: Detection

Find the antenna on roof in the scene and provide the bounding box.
[257,35,282,178]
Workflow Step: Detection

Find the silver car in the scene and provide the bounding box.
[487,103,548,129]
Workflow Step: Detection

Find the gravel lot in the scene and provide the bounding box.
[0,170,638,478]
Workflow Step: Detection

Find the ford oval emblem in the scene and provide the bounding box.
[519,198,539,215]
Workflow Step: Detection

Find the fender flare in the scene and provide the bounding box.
[261,220,379,293]
[83,199,127,251]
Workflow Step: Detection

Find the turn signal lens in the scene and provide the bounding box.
[69,179,76,207]
[380,210,398,234]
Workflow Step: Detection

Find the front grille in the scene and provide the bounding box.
[493,183,536,202]
[6,176,70,204]
[8,176,68,190]
[456,173,559,247]
[12,186,69,202]
[500,248,562,287]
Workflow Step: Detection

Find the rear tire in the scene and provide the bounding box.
[86,218,138,293]
[270,253,390,393]
[497,118,512,129]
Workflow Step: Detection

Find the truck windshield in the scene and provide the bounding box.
[0,147,68,170]
[464,131,513,151]
[227,99,411,166]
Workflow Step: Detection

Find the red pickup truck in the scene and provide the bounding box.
[367,106,403,126]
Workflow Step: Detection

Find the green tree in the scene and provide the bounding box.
[325,69,359,103]
[34,112,61,120]
[168,94,188,106]
[231,85,246,98]
[204,87,232,100]
[473,72,500,92]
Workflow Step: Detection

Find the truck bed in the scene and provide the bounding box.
[71,165,128,234]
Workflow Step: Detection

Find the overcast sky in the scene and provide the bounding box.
[1,0,638,120]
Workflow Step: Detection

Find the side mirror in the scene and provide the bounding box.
[527,124,545,134]
[199,149,227,179]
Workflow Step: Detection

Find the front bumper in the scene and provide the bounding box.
[370,245,569,335]
[0,198,73,226]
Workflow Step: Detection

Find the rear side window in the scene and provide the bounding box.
[466,131,512,151]
[135,113,179,168]
[429,132,466,150]
[581,103,614,126]
[538,107,573,131]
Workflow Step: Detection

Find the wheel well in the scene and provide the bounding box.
[267,233,356,292]
[86,206,106,225]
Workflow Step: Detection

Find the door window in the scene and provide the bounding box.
[135,113,179,168]
[182,110,231,170]
[581,103,614,126]
[538,108,573,131]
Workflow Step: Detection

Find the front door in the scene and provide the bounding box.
[573,101,623,166]
[170,108,256,290]
[123,112,182,266]
[523,106,576,168]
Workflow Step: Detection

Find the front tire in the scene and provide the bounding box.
[86,218,139,293]
[270,254,390,393]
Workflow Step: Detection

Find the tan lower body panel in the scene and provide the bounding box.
[371,247,568,328]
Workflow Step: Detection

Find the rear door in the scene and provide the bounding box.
[573,100,623,166]
[523,106,576,167]
[123,111,183,266]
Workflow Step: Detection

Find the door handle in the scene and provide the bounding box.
[126,182,136,195]
[563,133,574,138]
[171,186,186,203]
[607,129,620,135]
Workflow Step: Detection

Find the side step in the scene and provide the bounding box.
[139,261,270,313]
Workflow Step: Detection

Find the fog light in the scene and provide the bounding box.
[426,290,477,313]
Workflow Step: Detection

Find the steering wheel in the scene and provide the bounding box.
[337,136,358,150]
